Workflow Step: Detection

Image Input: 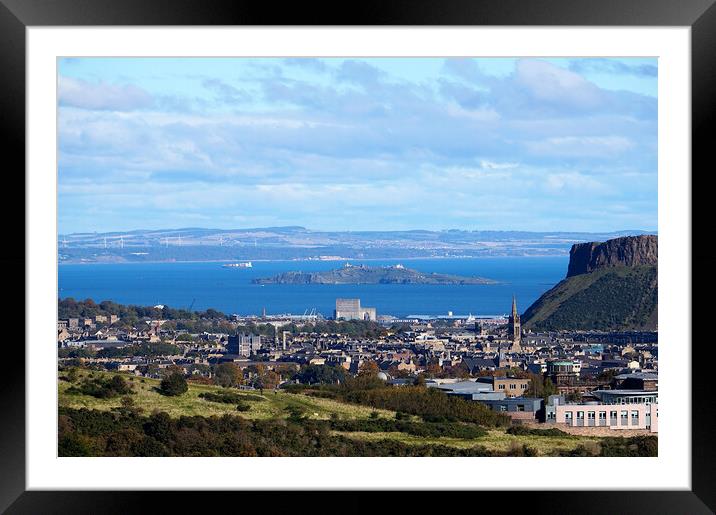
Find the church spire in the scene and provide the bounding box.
[508,295,521,351]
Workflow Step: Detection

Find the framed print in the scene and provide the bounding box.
[2,0,715,512]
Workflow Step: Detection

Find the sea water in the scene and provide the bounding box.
[58,257,568,318]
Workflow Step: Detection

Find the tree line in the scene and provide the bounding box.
[59,298,223,323]
[59,298,391,338]
[58,407,499,457]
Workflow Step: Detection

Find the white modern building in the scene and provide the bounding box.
[334,298,376,321]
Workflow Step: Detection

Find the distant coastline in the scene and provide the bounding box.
[57,226,655,265]
[58,254,572,266]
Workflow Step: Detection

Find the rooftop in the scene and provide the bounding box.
[593,389,658,396]
[614,372,658,380]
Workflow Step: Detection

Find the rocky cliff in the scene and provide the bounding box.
[522,235,658,331]
[566,235,657,278]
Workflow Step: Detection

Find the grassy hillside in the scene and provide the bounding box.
[57,369,640,456]
[522,265,657,331]
[332,429,599,455]
[59,369,394,420]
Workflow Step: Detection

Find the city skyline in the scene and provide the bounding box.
[58,57,657,234]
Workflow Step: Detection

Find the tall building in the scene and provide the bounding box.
[334,298,376,321]
[508,295,521,351]
[227,333,262,357]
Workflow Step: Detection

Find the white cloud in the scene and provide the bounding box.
[515,59,604,110]
[480,160,519,170]
[59,77,153,111]
[544,172,606,193]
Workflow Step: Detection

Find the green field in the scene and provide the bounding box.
[58,369,614,456]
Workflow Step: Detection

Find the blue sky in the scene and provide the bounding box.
[58,57,657,234]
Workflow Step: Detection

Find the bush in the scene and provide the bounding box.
[112,396,144,417]
[236,402,251,412]
[330,419,487,439]
[159,373,188,396]
[506,425,572,437]
[143,412,173,444]
[558,435,657,457]
[285,406,306,421]
[338,386,510,427]
[600,435,657,457]
[133,436,170,457]
[66,367,80,383]
[506,442,538,456]
[200,391,264,404]
[66,375,134,399]
[280,383,309,394]
[58,433,95,456]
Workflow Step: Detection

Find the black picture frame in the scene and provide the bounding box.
[1,1,714,513]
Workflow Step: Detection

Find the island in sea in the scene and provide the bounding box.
[251,263,498,285]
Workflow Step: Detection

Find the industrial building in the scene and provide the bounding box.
[334,298,376,321]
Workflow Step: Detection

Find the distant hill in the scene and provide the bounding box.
[522,235,657,331]
[252,264,497,285]
[57,226,656,263]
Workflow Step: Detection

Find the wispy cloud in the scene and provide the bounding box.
[527,136,635,158]
[202,78,252,104]
[568,58,658,78]
[59,76,154,111]
[480,160,519,170]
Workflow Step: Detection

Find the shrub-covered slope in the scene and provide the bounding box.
[522,265,657,331]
